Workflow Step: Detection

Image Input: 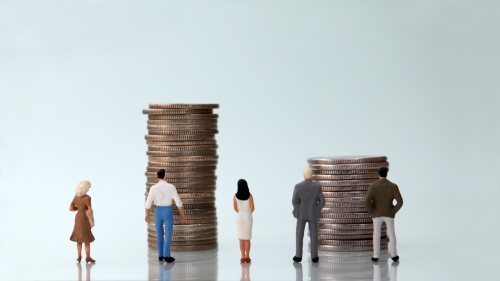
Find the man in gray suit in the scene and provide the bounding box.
[292,167,325,263]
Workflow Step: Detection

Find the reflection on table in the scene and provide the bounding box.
[292,248,399,281]
[76,262,95,281]
[240,262,251,281]
[148,248,218,281]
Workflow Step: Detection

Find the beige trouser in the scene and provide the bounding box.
[372,216,397,258]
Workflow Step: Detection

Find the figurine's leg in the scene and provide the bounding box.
[309,219,319,259]
[239,240,245,258]
[372,217,382,258]
[155,208,165,257]
[245,240,251,258]
[384,217,397,257]
[295,219,307,258]
[77,242,82,257]
[164,207,174,258]
[84,243,90,258]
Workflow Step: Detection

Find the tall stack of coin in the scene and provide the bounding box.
[307,156,390,252]
[143,104,219,252]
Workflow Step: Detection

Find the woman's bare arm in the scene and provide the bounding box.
[233,196,238,212]
[249,194,255,213]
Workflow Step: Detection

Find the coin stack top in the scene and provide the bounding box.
[144,104,219,252]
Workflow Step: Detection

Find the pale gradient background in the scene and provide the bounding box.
[0,1,499,280]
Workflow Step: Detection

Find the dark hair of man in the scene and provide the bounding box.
[235,179,250,200]
[157,169,166,179]
[378,167,388,177]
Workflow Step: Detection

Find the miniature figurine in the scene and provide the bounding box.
[364,167,403,262]
[145,169,186,263]
[292,167,325,263]
[69,180,96,263]
[233,179,255,263]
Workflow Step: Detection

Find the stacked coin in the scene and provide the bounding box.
[143,104,219,252]
[307,156,390,251]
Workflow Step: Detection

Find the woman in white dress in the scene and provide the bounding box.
[233,179,255,263]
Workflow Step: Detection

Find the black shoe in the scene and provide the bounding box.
[158,257,164,261]
[371,257,379,262]
[391,256,399,261]
[164,257,176,263]
[293,256,302,262]
[311,257,319,263]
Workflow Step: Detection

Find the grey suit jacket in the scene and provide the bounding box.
[292,179,325,221]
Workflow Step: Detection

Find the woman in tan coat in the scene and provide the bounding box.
[70,180,95,263]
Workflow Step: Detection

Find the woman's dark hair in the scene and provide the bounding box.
[378,167,388,177]
[157,169,166,179]
[235,179,250,200]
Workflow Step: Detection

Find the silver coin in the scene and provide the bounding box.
[312,179,378,186]
[147,166,216,172]
[171,229,218,236]
[148,161,218,167]
[145,193,215,204]
[312,174,379,180]
[317,234,383,240]
[148,203,216,210]
[148,213,215,220]
[319,238,389,246]
[324,202,365,208]
[147,129,219,135]
[317,229,380,235]
[178,192,215,198]
[147,150,217,157]
[148,155,219,162]
[325,197,366,203]
[150,207,216,215]
[148,104,220,109]
[148,114,219,120]
[321,186,370,192]
[318,223,384,230]
[146,176,217,183]
[321,207,367,213]
[310,162,389,170]
[323,191,367,198]
[146,181,216,188]
[148,233,217,241]
[147,140,217,146]
[148,119,218,125]
[318,218,373,224]
[317,249,388,257]
[313,169,380,175]
[145,135,215,141]
[307,156,387,164]
[148,124,218,131]
[148,145,218,151]
[143,109,213,115]
[148,222,218,231]
[321,212,370,219]
[317,244,388,252]
[170,239,218,246]
[149,187,216,193]
[145,171,215,178]
[148,243,218,252]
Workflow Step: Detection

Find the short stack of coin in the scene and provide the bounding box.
[307,156,390,252]
[143,104,219,252]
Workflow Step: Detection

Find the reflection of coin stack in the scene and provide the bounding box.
[308,249,390,280]
[307,156,390,252]
[143,104,219,252]
[148,249,218,281]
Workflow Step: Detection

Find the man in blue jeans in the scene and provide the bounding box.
[145,169,186,263]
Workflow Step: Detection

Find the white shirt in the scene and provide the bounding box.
[145,180,183,209]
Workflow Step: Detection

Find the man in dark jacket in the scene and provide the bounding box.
[365,166,403,262]
[292,167,325,263]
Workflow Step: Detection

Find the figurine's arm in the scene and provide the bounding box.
[69,198,77,211]
[249,194,255,213]
[171,187,186,222]
[317,187,325,210]
[233,196,238,212]
[364,185,375,214]
[392,185,403,214]
[86,197,93,217]
[145,188,154,223]
[292,186,300,208]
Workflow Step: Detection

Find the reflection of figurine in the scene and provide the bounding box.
[70,180,95,263]
[293,262,303,281]
[292,167,325,263]
[77,262,95,281]
[373,260,398,281]
[233,179,255,263]
[365,167,403,262]
[145,169,186,263]
[240,262,251,281]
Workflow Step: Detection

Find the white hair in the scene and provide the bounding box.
[303,167,312,179]
[75,180,91,197]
